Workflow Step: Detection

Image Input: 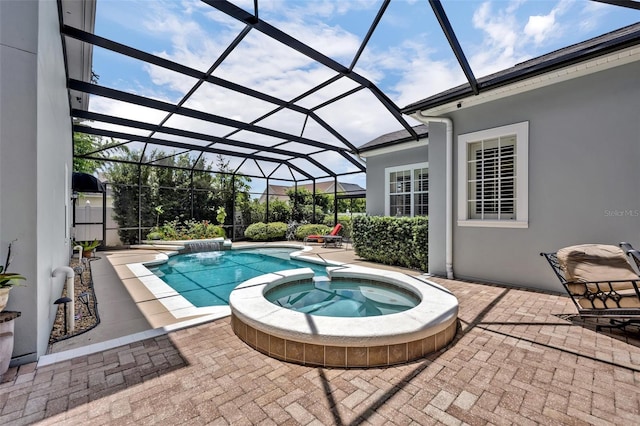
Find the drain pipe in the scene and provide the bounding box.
[52,267,75,334]
[74,244,83,261]
[413,113,454,279]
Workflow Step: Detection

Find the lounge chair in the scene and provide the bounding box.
[541,244,640,330]
[321,232,343,248]
[620,242,640,273]
[304,223,343,247]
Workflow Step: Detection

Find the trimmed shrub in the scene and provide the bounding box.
[184,219,226,239]
[150,219,225,240]
[146,232,163,240]
[244,222,288,241]
[295,224,331,240]
[352,216,428,271]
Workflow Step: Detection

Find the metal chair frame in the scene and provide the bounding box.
[540,250,640,331]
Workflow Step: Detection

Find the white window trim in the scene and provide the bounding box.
[457,122,528,228]
[384,162,428,217]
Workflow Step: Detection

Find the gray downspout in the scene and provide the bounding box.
[412,114,454,280]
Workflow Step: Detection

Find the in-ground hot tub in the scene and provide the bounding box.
[229,266,458,368]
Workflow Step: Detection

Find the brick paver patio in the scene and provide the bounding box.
[2,258,640,424]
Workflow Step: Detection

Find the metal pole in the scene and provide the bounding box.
[137,164,142,243]
[102,189,107,245]
[231,174,236,240]
[190,169,195,219]
[312,180,316,223]
[294,181,298,221]
[334,176,338,225]
[265,178,270,223]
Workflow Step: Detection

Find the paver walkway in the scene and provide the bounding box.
[2,247,640,424]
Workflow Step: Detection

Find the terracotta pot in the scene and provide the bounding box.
[0,287,10,312]
[83,250,93,258]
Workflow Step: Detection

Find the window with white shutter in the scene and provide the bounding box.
[458,122,528,228]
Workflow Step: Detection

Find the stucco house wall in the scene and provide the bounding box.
[364,145,428,216]
[363,59,639,293]
[442,60,640,292]
[1,0,73,363]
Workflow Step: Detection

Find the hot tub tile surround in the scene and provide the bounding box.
[231,315,458,367]
[229,266,459,368]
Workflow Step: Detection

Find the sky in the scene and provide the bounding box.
[87,0,639,193]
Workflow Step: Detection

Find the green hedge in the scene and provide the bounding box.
[244,222,288,241]
[352,216,428,271]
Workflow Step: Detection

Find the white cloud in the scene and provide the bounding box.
[387,47,465,107]
[470,2,526,75]
[468,0,573,77]
[577,1,610,33]
[524,13,557,45]
[524,0,571,45]
[343,32,465,108]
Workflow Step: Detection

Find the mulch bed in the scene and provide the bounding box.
[48,257,99,343]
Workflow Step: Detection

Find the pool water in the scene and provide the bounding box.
[148,248,326,307]
[265,277,420,317]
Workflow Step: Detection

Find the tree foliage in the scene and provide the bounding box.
[73,132,102,174]
[285,187,335,222]
[267,199,291,223]
[327,194,366,214]
[211,155,251,226]
[73,129,128,174]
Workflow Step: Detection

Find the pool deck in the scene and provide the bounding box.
[2,242,640,424]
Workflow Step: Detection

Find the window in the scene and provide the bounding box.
[457,122,528,228]
[385,162,428,217]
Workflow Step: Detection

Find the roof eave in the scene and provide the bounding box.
[359,136,429,158]
[61,0,97,112]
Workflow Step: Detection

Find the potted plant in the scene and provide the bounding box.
[0,240,25,312]
[74,239,101,258]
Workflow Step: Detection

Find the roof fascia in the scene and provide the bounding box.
[359,137,429,158]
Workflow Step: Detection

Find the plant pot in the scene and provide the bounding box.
[82,250,93,259]
[0,287,10,312]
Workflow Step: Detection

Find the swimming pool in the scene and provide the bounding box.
[148,247,327,307]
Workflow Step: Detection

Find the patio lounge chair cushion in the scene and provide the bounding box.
[557,244,639,296]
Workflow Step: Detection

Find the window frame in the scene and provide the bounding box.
[457,122,528,228]
[384,162,429,217]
